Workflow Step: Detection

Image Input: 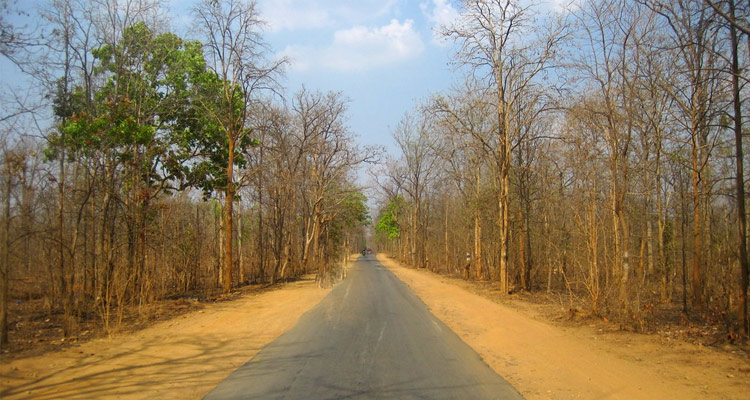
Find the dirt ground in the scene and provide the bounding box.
[377,254,750,400]
[3,256,748,400]
[0,277,330,400]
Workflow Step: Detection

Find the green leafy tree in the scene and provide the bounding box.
[51,22,216,189]
[193,0,285,293]
[48,23,220,304]
[376,197,404,240]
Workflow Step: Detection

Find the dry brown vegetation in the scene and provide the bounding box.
[380,254,750,400]
[0,0,371,352]
[0,275,330,399]
[373,0,750,344]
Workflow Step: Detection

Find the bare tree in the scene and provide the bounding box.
[392,111,442,270]
[571,0,645,319]
[0,133,19,347]
[705,0,750,35]
[442,0,565,292]
[431,83,495,280]
[291,89,374,285]
[644,0,724,308]
[704,0,749,337]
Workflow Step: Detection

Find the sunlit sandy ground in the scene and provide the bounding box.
[379,254,750,400]
[0,278,330,400]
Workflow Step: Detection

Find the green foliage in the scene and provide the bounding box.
[182,62,260,198]
[376,196,404,239]
[340,191,371,228]
[323,189,371,261]
[325,190,370,239]
[48,22,229,196]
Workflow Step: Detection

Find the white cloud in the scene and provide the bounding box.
[282,19,424,72]
[420,0,460,45]
[259,0,334,32]
[540,0,578,14]
[259,0,401,32]
[425,0,460,28]
[334,0,400,23]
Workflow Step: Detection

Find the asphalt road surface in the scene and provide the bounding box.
[204,255,524,400]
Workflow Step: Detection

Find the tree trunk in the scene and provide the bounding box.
[497,137,510,293]
[619,209,631,311]
[691,118,703,308]
[656,134,669,302]
[647,219,654,278]
[520,197,532,291]
[728,0,748,337]
[588,200,600,314]
[499,173,509,293]
[474,209,482,280]
[681,171,689,314]
[519,208,527,289]
[217,200,223,288]
[496,72,510,293]
[545,213,553,294]
[238,201,244,285]
[444,198,449,274]
[257,145,265,283]
[0,170,11,347]
[193,204,201,292]
[639,229,647,283]
[224,138,234,294]
[411,203,418,267]
[59,137,71,337]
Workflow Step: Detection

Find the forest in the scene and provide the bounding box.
[0,0,372,349]
[1,0,749,355]
[373,0,750,340]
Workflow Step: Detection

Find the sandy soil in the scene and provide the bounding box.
[0,278,330,400]
[378,254,750,400]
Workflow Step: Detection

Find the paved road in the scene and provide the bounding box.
[204,255,524,400]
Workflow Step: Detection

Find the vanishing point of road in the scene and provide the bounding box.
[204,255,524,400]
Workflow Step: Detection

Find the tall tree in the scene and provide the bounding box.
[192,0,284,294]
[292,89,373,284]
[571,0,646,316]
[432,83,494,280]
[645,0,723,308]
[392,111,441,270]
[442,0,564,292]
[0,136,23,347]
[705,0,749,337]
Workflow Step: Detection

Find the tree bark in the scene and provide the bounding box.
[691,115,703,308]
[728,0,748,337]
[224,138,234,294]
[474,169,482,280]
[444,198,449,274]
[1,169,11,347]
[257,145,265,283]
[497,80,510,293]
[238,200,244,285]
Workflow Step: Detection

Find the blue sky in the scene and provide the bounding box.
[3,0,567,165]
[229,0,464,155]
[165,0,469,188]
[1,0,462,154]
[221,0,564,155]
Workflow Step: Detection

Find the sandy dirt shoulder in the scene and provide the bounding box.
[0,278,330,400]
[378,254,750,400]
